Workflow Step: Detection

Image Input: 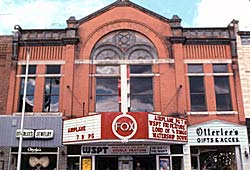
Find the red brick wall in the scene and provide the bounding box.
[0,36,13,115]
[5,5,245,127]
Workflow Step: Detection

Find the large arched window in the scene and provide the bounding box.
[91,30,158,113]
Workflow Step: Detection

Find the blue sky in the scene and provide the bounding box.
[0,0,250,35]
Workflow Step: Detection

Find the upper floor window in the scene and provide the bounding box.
[95,65,153,113]
[95,65,119,112]
[18,65,36,112]
[188,64,207,111]
[213,64,232,111]
[92,30,157,113]
[43,65,61,112]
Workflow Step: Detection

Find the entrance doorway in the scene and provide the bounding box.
[133,155,156,170]
[95,155,156,170]
[96,156,118,170]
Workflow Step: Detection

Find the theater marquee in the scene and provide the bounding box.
[62,113,188,144]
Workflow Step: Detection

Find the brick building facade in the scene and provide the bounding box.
[0,0,249,170]
[0,36,13,115]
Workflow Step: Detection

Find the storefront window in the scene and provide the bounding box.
[68,157,80,170]
[191,146,236,170]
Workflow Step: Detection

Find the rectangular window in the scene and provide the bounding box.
[43,65,61,112]
[46,65,61,74]
[188,64,207,111]
[18,65,36,112]
[19,78,35,112]
[213,64,232,111]
[130,77,153,112]
[44,78,60,112]
[95,65,119,112]
[21,65,36,74]
[130,65,153,112]
[96,78,119,112]
[95,65,153,113]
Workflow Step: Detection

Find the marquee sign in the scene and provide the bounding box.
[62,112,188,144]
[148,114,187,142]
[63,114,101,143]
[112,114,138,141]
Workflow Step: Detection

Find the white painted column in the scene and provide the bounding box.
[120,65,128,114]
[183,144,192,170]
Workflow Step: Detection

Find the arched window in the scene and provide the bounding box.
[91,30,158,113]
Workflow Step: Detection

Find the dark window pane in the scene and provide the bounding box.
[130,95,153,112]
[172,157,183,170]
[21,65,36,74]
[214,77,230,94]
[96,96,119,112]
[96,66,119,74]
[46,65,61,74]
[213,64,228,73]
[190,94,206,111]
[189,77,204,93]
[170,145,183,154]
[214,76,232,111]
[216,94,232,111]
[130,78,152,94]
[130,65,152,73]
[96,78,118,95]
[188,64,203,73]
[189,77,206,111]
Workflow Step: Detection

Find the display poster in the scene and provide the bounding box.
[160,158,170,170]
[82,158,91,170]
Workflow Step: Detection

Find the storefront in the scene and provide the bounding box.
[63,112,188,170]
[0,115,63,170]
[186,120,250,170]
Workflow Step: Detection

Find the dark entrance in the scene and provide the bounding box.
[133,155,156,170]
[96,156,118,170]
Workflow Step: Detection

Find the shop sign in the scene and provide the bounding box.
[112,114,138,141]
[16,129,34,139]
[110,145,149,155]
[35,130,54,139]
[16,129,54,139]
[188,120,248,146]
[27,147,42,152]
[150,145,170,154]
[81,145,150,155]
[63,114,101,143]
[148,114,187,142]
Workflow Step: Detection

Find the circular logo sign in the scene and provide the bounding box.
[112,114,138,141]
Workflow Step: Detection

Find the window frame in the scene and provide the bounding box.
[213,64,232,111]
[43,65,61,112]
[18,65,37,112]
[188,64,207,112]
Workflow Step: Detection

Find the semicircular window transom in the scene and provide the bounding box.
[91,30,158,60]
